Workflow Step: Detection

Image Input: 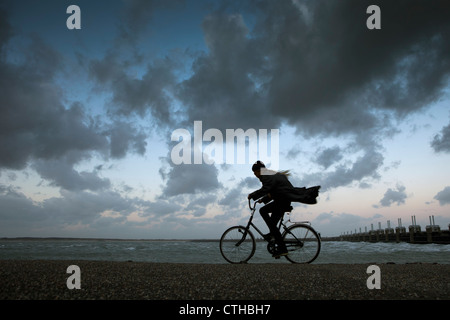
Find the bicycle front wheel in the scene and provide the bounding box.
[283,224,321,264]
[220,226,256,264]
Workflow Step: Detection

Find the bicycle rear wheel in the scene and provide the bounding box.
[220,226,256,264]
[283,224,321,264]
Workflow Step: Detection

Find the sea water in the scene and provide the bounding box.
[0,239,449,264]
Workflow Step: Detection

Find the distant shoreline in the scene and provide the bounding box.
[0,237,219,242]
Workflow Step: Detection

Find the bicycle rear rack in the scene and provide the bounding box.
[288,219,311,225]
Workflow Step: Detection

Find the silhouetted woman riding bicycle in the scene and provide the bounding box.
[247,161,320,258]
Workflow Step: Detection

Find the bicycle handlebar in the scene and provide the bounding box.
[248,198,260,211]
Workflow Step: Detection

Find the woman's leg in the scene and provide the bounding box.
[260,202,288,253]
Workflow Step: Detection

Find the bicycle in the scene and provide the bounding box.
[219,199,321,264]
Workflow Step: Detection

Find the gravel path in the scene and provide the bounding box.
[1,260,449,300]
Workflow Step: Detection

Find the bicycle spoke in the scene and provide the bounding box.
[283,224,321,264]
[220,226,256,264]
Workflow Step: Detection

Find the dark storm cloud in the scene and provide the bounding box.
[32,156,111,192]
[0,186,113,227]
[315,146,343,170]
[156,147,221,216]
[0,29,107,170]
[117,0,185,45]
[0,185,44,223]
[376,184,408,208]
[431,121,450,153]
[260,0,450,131]
[143,199,182,216]
[87,0,189,128]
[0,8,13,51]
[293,139,384,191]
[42,189,133,223]
[0,9,153,192]
[434,186,450,206]
[172,0,450,191]
[218,177,257,209]
[176,11,278,131]
[177,0,450,138]
[89,53,178,125]
[107,120,147,159]
[0,183,184,233]
[218,187,242,209]
[160,160,221,197]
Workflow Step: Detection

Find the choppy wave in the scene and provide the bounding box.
[0,239,449,264]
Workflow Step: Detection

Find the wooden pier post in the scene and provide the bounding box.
[409,215,420,243]
[395,218,406,243]
[426,216,441,243]
[409,225,415,243]
[426,226,433,243]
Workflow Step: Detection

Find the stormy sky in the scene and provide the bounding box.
[1,0,450,238]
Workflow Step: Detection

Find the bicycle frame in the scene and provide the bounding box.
[237,199,300,246]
